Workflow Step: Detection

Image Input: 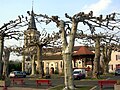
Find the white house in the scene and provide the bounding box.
[109,50,120,73]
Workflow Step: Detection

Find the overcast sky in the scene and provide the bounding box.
[0,0,119,60]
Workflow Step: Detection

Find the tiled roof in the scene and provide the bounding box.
[42,46,94,60]
[74,46,94,55]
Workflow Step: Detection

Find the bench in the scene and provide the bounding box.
[98,80,117,89]
[36,79,52,87]
[11,78,25,85]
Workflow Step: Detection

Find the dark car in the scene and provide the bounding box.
[9,71,26,78]
[115,69,120,76]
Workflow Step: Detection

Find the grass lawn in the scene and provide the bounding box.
[49,85,93,90]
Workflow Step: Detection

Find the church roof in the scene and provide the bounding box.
[27,10,37,30]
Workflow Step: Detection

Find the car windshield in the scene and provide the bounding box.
[11,71,21,74]
[73,71,81,74]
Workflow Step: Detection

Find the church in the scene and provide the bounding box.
[23,9,95,75]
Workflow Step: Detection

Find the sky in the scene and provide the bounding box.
[0,0,120,60]
[0,0,120,25]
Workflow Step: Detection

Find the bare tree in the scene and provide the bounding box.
[34,11,95,90]
[31,11,120,89]
[0,16,27,77]
[2,47,12,77]
[75,13,120,78]
[100,38,119,75]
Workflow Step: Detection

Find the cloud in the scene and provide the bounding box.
[83,0,112,15]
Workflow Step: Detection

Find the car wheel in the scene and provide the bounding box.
[78,77,80,80]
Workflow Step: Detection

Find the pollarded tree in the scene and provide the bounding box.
[32,12,86,89]
[101,44,112,75]
[75,13,120,78]
[2,46,12,77]
[34,11,120,89]
[2,46,23,77]
[100,40,119,75]
[0,16,27,77]
[34,11,96,90]
[24,10,60,78]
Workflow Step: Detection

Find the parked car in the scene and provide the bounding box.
[9,71,26,78]
[73,69,86,80]
[115,69,120,76]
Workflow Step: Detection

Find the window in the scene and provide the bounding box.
[46,62,49,67]
[60,61,62,68]
[109,65,113,70]
[116,55,120,60]
[55,62,58,67]
[51,64,53,66]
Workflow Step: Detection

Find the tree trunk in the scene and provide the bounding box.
[2,48,10,77]
[63,53,69,89]
[106,48,112,73]
[104,63,108,74]
[22,54,25,72]
[92,38,100,78]
[31,54,36,75]
[3,60,7,77]
[67,52,74,89]
[37,45,44,78]
[104,47,112,74]
[104,45,107,74]
[0,37,4,77]
[100,46,105,74]
[59,20,77,90]
[63,51,74,90]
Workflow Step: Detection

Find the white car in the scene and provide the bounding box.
[9,71,26,78]
[73,69,86,80]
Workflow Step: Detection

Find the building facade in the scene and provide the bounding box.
[36,46,94,75]
[109,50,120,73]
[23,10,94,74]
